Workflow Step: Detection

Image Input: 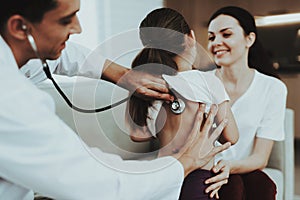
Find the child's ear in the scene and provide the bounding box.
[185,30,196,49]
[188,30,196,47]
[190,30,196,41]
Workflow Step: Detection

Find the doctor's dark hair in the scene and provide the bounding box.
[208,6,279,78]
[0,0,58,34]
[128,8,191,130]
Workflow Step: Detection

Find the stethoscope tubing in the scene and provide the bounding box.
[44,63,185,114]
[42,64,130,113]
[28,33,184,114]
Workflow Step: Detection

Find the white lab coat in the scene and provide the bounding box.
[0,37,184,200]
[21,41,102,84]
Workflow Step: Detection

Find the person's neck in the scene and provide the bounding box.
[3,34,34,68]
[216,62,255,103]
[14,52,31,68]
[174,56,193,72]
[217,62,252,85]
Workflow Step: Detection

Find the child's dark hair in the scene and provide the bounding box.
[128,8,191,128]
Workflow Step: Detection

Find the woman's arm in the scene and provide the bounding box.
[229,137,274,173]
[204,137,273,198]
[216,101,239,145]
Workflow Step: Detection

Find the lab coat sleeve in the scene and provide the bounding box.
[0,73,184,200]
[0,180,34,200]
[19,41,105,84]
[54,42,106,79]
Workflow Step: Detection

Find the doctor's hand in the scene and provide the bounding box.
[120,70,174,101]
[174,104,231,177]
[204,159,231,199]
[101,60,173,101]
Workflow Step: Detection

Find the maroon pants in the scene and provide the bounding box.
[179,169,216,200]
[218,170,277,200]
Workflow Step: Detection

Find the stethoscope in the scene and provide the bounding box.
[24,26,185,114]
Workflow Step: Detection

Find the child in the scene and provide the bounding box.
[126,8,239,200]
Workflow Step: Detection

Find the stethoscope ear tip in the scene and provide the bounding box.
[26,33,38,53]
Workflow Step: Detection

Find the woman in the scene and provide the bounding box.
[126,8,239,199]
[205,6,287,200]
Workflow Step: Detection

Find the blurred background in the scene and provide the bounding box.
[69,0,300,198]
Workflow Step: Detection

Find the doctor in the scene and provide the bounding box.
[0,0,230,200]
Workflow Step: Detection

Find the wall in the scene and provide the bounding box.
[70,0,163,52]
[165,0,300,46]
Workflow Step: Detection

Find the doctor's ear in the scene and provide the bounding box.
[6,15,29,40]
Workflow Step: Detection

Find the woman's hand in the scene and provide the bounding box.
[205,159,231,199]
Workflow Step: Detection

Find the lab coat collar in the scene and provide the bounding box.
[0,36,20,72]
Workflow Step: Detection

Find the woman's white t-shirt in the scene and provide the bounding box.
[216,70,287,161]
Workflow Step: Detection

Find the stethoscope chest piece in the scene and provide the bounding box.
[170,99,185,114]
